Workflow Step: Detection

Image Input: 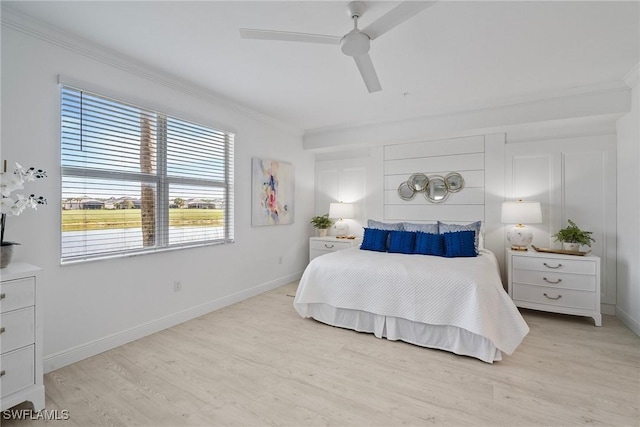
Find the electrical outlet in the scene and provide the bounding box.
[173,280,182,292]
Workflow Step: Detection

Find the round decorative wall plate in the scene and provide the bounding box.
[398,171,464,203]
[444,172,465,193]
[397,181,416,201]
[425,175,449,203]
[407,173,429,193]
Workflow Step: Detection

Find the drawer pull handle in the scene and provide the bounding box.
[0,370,5,377]
[543,277,562,284]
[543,293,562,300]
[0,327,4,334]
[324,244,334,249]
[0,293,5,300]
[543,263,562,269]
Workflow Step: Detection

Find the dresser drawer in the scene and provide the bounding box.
[513,256,596,275]
[512,269,596,292]
[0,277,35,314]
[310,240,354,251]
[0,345,35,399]
[0,307,35,354]
[513,283,597,310]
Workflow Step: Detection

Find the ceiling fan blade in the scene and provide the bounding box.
[353,53,382,93]
[239,28,341,45]
[362,1,437,40]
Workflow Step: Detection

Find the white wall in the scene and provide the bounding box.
[314,148,383,237]
[1,23,314,371]
[382,135,486,223]
[616,65,640,335]
[312,114,625,320]
[505,134,617,313]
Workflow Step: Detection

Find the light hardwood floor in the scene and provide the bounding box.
[4,281,639,426]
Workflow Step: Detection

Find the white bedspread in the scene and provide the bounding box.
[294,248,529,359]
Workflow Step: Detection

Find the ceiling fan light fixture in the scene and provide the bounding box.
[346,1,367,20]
[239,1,436,93]
[341,30,370,56]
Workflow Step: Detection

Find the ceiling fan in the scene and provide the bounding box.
[240,1,437,93]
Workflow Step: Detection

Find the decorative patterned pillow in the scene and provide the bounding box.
[367,219,404,231]
[443,230,477,258]
[414,232,445,256]
[438,221,482,254]
[402,222,438,234]
[360,228,390,252]
[388,231,416,254]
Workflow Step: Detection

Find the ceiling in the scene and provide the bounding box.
[3,1,639,133]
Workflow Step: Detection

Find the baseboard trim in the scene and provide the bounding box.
[601,303,616,316]
[44,272,302,373]
[616,306,640,337]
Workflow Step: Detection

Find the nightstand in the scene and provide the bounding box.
[1,262,45,411]
[506,249,601,326]
[309,236,362,262]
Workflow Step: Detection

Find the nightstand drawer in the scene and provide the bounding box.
[512,269,596,292]
[0,277,35,313]
[310,240,354,251]
[0,345,35,399]
[513,256,596,275]
[513,283,597,310]
[309,237,362,263]
[0,307,36,354]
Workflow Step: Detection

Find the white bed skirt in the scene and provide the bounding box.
[302,303,502,363]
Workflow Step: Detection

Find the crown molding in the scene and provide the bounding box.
[303,86,630,150]
[624,63,639,88]
[305,80,630,137]
[0,6,303,138]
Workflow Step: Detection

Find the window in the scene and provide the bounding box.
[61,85,234,262]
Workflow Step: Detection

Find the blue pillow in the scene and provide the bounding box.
[414,232,445,256]
[360,228,389,252]
[367,219,404,231]
[403,222,438,234]
[388,231,416,254]
[443,230,477,258]
[438,221,482,254]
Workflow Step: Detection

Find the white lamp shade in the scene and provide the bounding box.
[501,201,542,224]
[329,202,354,220]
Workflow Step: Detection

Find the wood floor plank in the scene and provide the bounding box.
[3,281,638,426]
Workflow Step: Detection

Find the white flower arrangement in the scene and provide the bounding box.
[0,163,47,246]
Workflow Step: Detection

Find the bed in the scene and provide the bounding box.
[293,247,529,363]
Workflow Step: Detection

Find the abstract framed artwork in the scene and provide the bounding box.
[251,158,294,226]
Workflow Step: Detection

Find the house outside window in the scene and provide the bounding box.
[60,85,234,262]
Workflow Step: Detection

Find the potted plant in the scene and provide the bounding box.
[310,214,334,237]
[551,219,595,251]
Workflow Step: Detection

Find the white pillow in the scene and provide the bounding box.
[403,222,438,234]
[367,219,404,231]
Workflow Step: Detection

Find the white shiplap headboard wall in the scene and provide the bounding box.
[383,135,486,223]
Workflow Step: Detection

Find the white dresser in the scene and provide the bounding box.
[507,249,601,326]
[309,236,362,262]
[1,262,45,411]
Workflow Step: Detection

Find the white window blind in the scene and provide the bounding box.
[61,85,234,262]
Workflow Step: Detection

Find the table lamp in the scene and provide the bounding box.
[501,200,542,251]
[329,202,354,238]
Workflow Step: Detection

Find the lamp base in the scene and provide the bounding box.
[507,224,533,251]
[335,220,349,238]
